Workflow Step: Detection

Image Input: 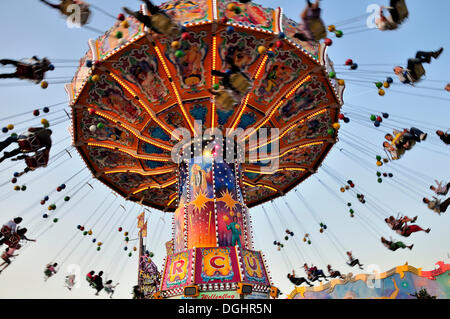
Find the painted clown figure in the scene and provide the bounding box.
[226,215,242,247]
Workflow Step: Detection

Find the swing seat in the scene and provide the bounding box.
[18,135,41,152]
[412,63,425,81]
[306,18,327,41]
[4,234,20,249]
[230,73,252,95]
[25,151,47,169]
[150,14,181,37]
[391,0,409,22]
[0,226,11,237]
[216,90,237,111]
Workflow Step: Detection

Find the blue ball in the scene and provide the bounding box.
[374,121,380,127]
[48,64,55,71]
[386,77,393,84]
[2,127,8,133]
[226,26,234,33]
[86,60,93,67]
[124,247,128,251]
[44,196,49,201]
[382,112,389,119]
[43,107,49,113]
[92,239,97,243]
[61,184,66,189]
[278,32,285,39]
[43,214,48,218]
[343,117,350,123]
[13,172,19,177]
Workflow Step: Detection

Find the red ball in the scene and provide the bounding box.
[33,109,40,116]
[88,108,96,115]
[57,187,62,192]
[338,114,345,120]
[118,227,123,232]
[345,59,353,66]
[376,116,382,122]
[181,32,190,40]
[324,38,333,46]
[80,226,85,231]
[40,200,46,205]
[275,40,283,48]
[221,16,229,23]
[118,13,125,21]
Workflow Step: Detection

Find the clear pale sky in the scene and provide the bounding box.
[0,0,449,299]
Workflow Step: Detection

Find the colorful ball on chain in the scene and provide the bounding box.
[53,218,58,223]
[40,81,48,89]
[43,214,48,218]
[350,63,358,70]
[6,124,14,130]
[257,46,267,54]
[332,123,340,130]
[2,127,8,133]
[335,30,343,38]
[41,119,49,128]
[115,31,123,39]
[345,59,353,66]
[11,178,17,184]
[33,109,40,116]
[97,247,101,251]
[118,227,122,232]
[226,3,236,11]
[21,185,26,191]
[124,247,128,251]
[328,25,336,32]
[171,41,181,49]
[83,231,88,236]
[97,123,104,129]
[86,60,93,68]
[376,161,383,167]
[226,26,234,34]
[220,16,228,24]
[133,247,137,251]
[175,50,185,58]
[64,196,70,202]
[328,71,336,79]
[117,13,125,21]
[324,38,333,46]
[124,232,128,236]
[340,187,345,193]
[378,89,385,96]
[121,20,129,29]
[377,178,383,183]
[383,82,390,88]
[374,121,380,127]
[149,252,154,257]
[14,186,20,191]
[327,128,335,135]
[338,79,345,86]
[92,238,96,243]
[181,32,190,41]
[386,77,393,84]
[343,117,350,123]
[338,113,345,120]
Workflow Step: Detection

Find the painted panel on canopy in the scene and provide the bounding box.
[141,159,174,171]
[194,247,241,284]
[272,75,336,129]
[97,17,144,60]
[108,40,174,112]
[139,187,175,206]
[160,0,212,24]
[78,108,136,147]
[157,24,211,99]
[232,104,265,131]
[249,46,311,112]
[71,49,93,99]
[240,249,270,286]
[217,0,276,32]
[258,169,306,189]
[244,184,276,205]
[156,104,191,136]
[81,73,150,129]
[186,98,210,133]
[106,172,151,191]
[279,108,334,149]
[142,120,177,147]
[279,143,326,167]
[151,171,177,185]
[216,27,268,80]
[139,140,172,157]
[84,145,139,171]
[281,15,320,61]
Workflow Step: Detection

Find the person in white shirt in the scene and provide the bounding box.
[423,196,450,215]
[0,217,23,240]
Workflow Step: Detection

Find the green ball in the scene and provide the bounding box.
[376,172,381,177]
[53,218,58,223]
[349,209,354,213]
[128,252,132,257]
[378,178,383,183]
[335,30,343,38]
[10,133,17,138]
[307,240,311,245]
[376,155,382,161]
[149,252,154,257]
[284,236,289,240]
[327,128,335,135]
[21,185,27,191]
[234,7,242,14]
[97,123,104,129]
[347,202,351,207]
[64,196,70,201]
[329,71,336,79]
[51,204,56,210]
[116,31,123,39]
[125,237,129,242]
[175,50,185,58]
[83,231,88,236]
[376,82,383,89]
[213,83,220,90]
[97,247,101,251]
[370,115,376,121]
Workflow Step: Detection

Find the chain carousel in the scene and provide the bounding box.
[66,0,344,299]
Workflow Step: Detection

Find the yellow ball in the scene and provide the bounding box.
[378,89,385,96]
[171,41,181,49]
[340,187,345,193]
[332,123,340,130]
[227,3,236,11]
[41,118,49,125]
[383,82,390,88]
[6,124,14,130]
[121,20,129,28]
[383,158,389,163]
[328,25,336,32]
[133,247,137,251]
[124,232,129,236]
[92,75,100,82]
[257,46,267,54]
[376,161,383,167]
[41,81,48,89]
[88,230,93,235]
[338,79,345,86]
[97,242,103,246]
